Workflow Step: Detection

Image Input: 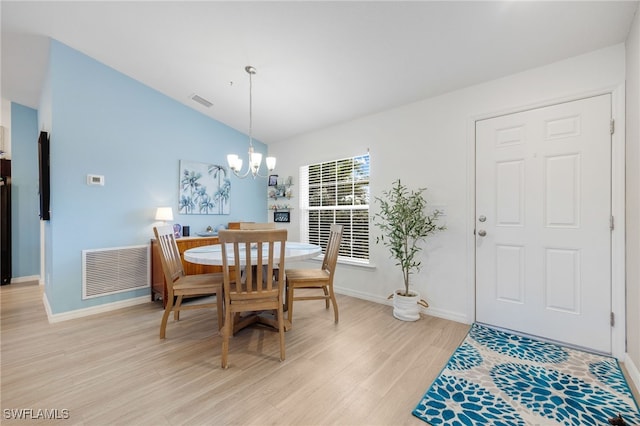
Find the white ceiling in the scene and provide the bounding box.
[1,1,638,143]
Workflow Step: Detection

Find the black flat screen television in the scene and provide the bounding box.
[38,131,50,221]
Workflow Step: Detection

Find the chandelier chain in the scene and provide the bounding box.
[248,66,253,148]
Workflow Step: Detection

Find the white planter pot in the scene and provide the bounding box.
[393,290,421,321]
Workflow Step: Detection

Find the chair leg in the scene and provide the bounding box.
[221,307,232,369]
[216,291,224,331]
[160,295,175,339]
[277,299,285,362]
[231,312,240,336]
[322,286,330,309]
[174,295,184,321]
[328,285,339,323]
[286,281,295,326]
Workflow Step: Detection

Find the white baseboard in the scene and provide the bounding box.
[624,353,640,395]
[42,293,150,323]
[42,292,53,318]
[334,285,390,305]
[334,286,469,324]
[9,275,40,284]
[426,306,470,324]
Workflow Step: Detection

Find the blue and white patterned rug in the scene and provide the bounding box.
[413,323,640,425]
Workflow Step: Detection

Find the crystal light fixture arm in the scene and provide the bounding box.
[226,66,276,179]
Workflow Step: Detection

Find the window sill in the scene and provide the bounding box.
[307,255,376,269]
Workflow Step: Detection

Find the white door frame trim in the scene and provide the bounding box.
[466,84,626,359]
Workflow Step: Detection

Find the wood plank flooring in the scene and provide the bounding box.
[2,282,638,425]
[1,282,469,425]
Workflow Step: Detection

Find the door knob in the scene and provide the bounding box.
[478,229,487,237]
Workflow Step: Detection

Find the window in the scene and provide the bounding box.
[300,153,370,263]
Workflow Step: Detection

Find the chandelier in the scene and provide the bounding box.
[227,65,276,179]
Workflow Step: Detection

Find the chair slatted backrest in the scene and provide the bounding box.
[239,222,276,230]
[322,224,343,278]
[153,225,185,284]
[218,229,287,300]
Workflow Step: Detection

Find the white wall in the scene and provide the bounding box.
[625,7,640,379]
[271,44,626,325]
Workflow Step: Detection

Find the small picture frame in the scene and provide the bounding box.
[173,223,182,238]
[273,211,290,223]
[268,175,278,186]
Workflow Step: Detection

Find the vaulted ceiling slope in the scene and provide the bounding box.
[2,1,638,143]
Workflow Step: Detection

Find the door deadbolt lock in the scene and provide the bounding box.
[478,215,486,222]
[478,229,487,237]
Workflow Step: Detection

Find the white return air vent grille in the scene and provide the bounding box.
[82,245,150,299]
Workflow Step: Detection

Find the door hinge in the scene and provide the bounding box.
[610,215,615,231]
[610,119,615,135]
[610,312,615,327]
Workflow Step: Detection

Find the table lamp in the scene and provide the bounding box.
[155,207,174,224]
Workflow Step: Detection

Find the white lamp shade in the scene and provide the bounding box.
[227,154,236,168]
[155,207,174,221]
[227,154,242,171]
[249,152,262,168]
[265,156,276,171]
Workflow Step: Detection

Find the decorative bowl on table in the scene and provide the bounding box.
[197,225,216,237]
[196,231,216,237]
[196,224,226,237]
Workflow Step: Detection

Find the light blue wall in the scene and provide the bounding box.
[10,103,40,278]
[40,40,268,314]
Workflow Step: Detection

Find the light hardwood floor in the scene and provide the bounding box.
[2,282,638,425]
[1,282,469,425]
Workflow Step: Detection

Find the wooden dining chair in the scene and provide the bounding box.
[218,228,288,368]
[240,222,280,280]
[239,222,276,230]
[153,225,224,339]
[285,224,343,327]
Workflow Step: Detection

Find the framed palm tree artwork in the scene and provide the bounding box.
[179,160,230,215]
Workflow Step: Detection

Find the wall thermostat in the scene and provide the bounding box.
[87,174,105,186]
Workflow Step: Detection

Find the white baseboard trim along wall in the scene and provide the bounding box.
[334,286,469,325]
[624,353,640,396]
[42,293,150,323]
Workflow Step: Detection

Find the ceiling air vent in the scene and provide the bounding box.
[191,93,213,108]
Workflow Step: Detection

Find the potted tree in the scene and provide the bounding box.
[373,179,445,321]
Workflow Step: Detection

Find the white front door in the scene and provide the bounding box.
[475,94,612,353]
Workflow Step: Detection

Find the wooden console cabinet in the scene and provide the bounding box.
[151,236,221,307]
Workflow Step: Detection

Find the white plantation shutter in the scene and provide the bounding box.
[300,153,370,263]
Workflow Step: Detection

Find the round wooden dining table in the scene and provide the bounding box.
[183,241,322,266]
[184,241,322,332]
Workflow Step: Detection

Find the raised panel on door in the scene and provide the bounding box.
[496,160,525,226]
[495,244,525,304]
[544,154,580,228]
[545,248,581,313]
